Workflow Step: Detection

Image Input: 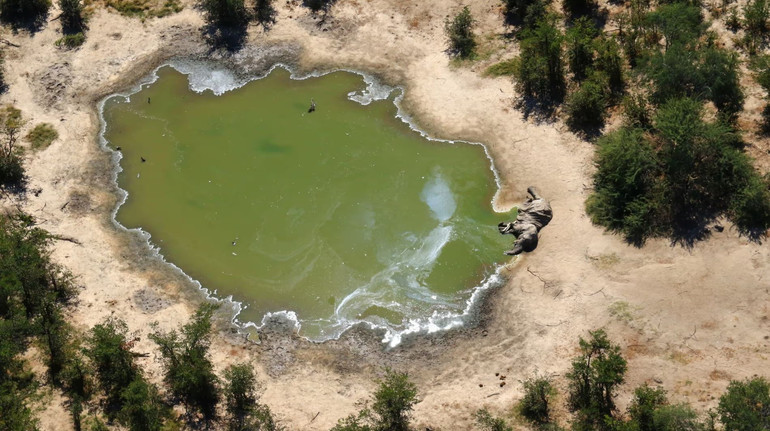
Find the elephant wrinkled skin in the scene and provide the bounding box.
[498,187,553,256]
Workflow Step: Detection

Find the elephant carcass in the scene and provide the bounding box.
[498,187,553,256]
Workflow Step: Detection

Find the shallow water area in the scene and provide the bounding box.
[102,65,513,343]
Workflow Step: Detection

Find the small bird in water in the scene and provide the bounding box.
[308,98,316,113]
[147,97,151,104]
[115,146,122,151]
[140,157,146,163]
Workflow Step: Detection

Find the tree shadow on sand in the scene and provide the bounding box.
[201,22,248,52]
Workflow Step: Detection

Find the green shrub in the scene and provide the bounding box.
[445,6,476,58]
[25,123,58,150]
[55,32,85,48]
[474,408,512,431]
[518,376,554,425]
[485,59,518,76]
[718,377,770,431]
[586,128,660,243]
[332,369,419,431]
[565,74,609,130]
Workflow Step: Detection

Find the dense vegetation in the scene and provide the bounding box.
[495,0,770,242]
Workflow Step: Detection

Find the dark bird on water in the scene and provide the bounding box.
[141,157,146,163]
[115,146,122,151]
[308,98,316,113]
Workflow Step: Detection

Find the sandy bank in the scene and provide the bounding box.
[3,0,768,429]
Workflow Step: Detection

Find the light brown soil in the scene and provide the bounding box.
[4,0,769,429]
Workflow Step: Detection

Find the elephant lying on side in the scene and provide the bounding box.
[498,187,553,256]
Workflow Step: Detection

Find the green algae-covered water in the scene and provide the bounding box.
[102,64,512,344]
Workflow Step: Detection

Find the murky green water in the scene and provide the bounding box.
[103,66,512,342]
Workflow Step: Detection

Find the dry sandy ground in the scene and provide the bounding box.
[2,0,768,429]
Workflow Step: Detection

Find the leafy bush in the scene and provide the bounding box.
[586,128,660,242]
[485,59,518,76]
[474,408,512,431]
[566,329,627,430]
[514,15,565,103]
[55,32,86,48]
[565,74,609,131]
[518,376,554,425]
[149,303,221,421]
[445,6,476,58]
[25,123,58,150]
[718,377,770,431]
[332,369,419,431]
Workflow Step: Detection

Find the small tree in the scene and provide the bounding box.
[718,377,770,431]
[58,0,84,34]
[514,15,565,104]
[0,106,25,188]
[519,376,554,425]
[85,317,140,407]
[627,384,668,431]
[445,6,476,58]
[223,363,278,431]
[566,329,627,430]
[149,303,221,422]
